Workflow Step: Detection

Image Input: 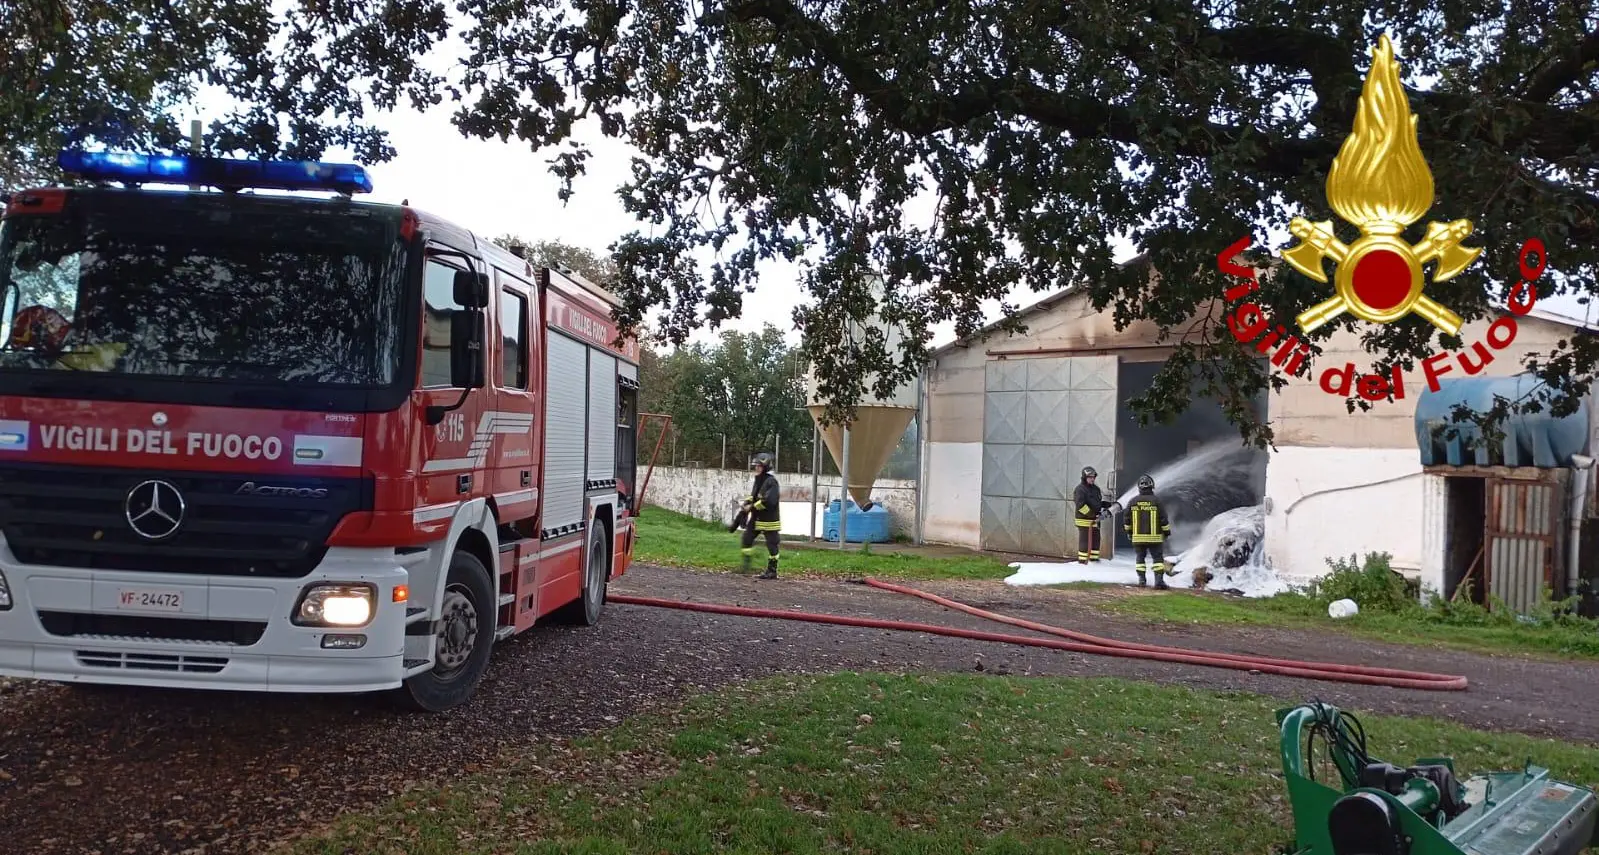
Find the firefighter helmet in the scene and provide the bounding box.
[1081,466,1097,479]
[1138,474,1155,492]
[751,451,775,471]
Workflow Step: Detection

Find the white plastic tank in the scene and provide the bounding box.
[804,274,918,509]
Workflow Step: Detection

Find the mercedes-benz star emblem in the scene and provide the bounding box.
[124,480,186,540]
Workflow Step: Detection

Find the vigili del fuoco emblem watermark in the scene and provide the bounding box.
[1216,34,1548,402]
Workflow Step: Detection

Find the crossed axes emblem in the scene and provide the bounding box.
[1284,217,1479,336]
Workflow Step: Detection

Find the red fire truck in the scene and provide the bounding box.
[0,150,646,711]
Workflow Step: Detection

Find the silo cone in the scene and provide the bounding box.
[809,405,916,510]
[803,272,919,513]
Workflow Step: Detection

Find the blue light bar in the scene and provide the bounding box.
[57,149,374,195]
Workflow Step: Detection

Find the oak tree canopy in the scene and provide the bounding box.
[7,0,1597,444]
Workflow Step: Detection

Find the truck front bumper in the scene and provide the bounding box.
[0,539,419,694]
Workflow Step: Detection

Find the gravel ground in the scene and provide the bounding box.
[2,562,1596,855]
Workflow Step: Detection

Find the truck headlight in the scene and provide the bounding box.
[293,583,375,627]
[0,570,11,610]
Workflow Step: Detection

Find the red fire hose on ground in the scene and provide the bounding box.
[607,577,1469,692]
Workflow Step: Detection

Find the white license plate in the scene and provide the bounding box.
[117,588,183,612]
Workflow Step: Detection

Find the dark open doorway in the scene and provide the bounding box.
[1113,359,1269,552]
[1443,475,1487,604]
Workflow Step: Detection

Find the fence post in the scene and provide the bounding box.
[809,422,820,542]
[838,424,851,549]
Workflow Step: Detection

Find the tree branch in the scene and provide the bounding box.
[716,0,1598,244]
[1205,23,1363,118]
[1523,28,1599,103]
[722,0,1334,167]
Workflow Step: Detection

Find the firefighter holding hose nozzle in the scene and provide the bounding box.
[735,452,782,580]
[1072,467,1112,564]
[1123,474,1173,589]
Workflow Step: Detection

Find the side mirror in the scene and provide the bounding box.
[449,309,485,388]
[453,269,489,309]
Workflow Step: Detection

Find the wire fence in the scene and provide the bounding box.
[637,419,921,481]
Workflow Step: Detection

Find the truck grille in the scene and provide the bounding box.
[40,611,267,645]
[76,650,230,674]
[0,463,371,578]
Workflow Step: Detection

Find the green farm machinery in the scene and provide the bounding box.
[1278,702,1598,855]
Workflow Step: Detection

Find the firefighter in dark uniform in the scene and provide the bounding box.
[1071,466,1109,564]
[1123,474,1173,589]
[739,452,782,579]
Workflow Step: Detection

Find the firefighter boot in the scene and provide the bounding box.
[757,554,778,580]
[740,548,754,574]
[1136,570,1148,587]
[1154,569,1169,590]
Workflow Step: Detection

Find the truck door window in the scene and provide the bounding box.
[421,257,463,387]
[500,288,528,389]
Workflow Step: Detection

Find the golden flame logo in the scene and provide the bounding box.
[1282,34,1480,335]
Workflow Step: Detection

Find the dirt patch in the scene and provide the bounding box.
[0,563,1594,855]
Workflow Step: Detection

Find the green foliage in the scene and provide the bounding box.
[487,235,620,285]
[11,1,1598,444]
[437,0,1599,443]
[3,0,448,191]
[1301,552,1418,615]
[643,324,818,470]
[1106,550,1599,660]
[1300,551,1599,634]
[299,673,1599,854]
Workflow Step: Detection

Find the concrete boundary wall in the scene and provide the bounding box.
[640,466,918,539]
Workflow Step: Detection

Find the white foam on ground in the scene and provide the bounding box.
[1003,504,1292,599]
[1004,556,1154,587]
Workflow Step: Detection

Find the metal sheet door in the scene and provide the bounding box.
[980,355,1118,557]
[980,359,1029,553]
[1484,477,1559,613]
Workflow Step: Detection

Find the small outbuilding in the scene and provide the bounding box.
[1416,374,1595,612]
[918,272,1599,591]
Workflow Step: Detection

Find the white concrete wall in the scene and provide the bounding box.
[641,465,919,539]
[922,441,983,548]
[1262,446,1425,581]
[1419,473,1449,598]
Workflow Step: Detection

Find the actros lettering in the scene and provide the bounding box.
[235,481,329,499]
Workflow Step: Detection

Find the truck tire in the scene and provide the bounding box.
[394,548,496,712]
[559,522,609,626]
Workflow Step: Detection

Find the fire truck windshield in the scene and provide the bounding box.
[0,193,406,390]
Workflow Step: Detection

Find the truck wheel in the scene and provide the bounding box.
[560,523,609,626]
[395,549,495,713]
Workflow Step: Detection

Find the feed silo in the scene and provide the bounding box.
[804,275,919,510]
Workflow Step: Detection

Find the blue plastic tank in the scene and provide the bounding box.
[822,499,892,543]
[1415,372,1590,467]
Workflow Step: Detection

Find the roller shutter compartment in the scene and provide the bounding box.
[587,350,617,485]
[541,332,588,533]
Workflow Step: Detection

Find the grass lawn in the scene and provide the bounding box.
[298,672,1599,855]
[1096,588,1599,661]
[632,505,1016,580]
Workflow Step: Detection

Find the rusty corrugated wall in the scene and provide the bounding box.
[1485,475,1566,613]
